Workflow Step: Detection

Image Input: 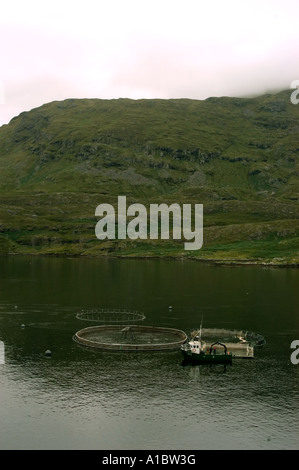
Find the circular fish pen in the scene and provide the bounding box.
[76,308,146,324]
[73,325,187,352]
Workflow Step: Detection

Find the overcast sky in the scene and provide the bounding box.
[0,0,299,126]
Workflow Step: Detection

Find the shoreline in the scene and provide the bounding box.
[1,251,298,268]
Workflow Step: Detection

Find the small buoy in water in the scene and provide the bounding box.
[168,306,173,310]
[45,350,52,357]
[21,324,25,329]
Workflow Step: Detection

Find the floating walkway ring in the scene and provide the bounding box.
[73,325,187,352]
[76,308,146,324]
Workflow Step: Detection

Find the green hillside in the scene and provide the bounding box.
[0,90,298,264]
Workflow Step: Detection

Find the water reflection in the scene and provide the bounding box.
[0,256,298,449]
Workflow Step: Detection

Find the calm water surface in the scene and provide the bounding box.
[0,256,298,450]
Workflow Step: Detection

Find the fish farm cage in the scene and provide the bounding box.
[73,325,188,352]
[76,308,146,324]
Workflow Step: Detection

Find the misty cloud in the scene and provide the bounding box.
[1,0,299,126]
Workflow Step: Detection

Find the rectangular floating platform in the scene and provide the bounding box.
[205,342,254,359]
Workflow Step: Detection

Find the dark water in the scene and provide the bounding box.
[0,256,298,450]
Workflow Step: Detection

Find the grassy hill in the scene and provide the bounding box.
[0,90,298,265]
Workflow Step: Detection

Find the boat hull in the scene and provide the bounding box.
[181,349,232,365]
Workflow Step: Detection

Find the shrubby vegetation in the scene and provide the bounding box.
[0,90,298,265]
